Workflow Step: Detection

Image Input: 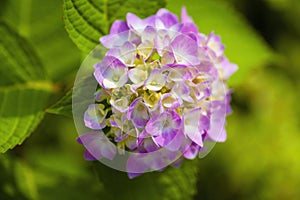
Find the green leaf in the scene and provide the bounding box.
[0,0,81,81]
[0,22,54,153]
[95,160,199,200]
[46,89,73,118]
[0,154,28,199]
[46,45,108,118]
[0,23,46,85]
[167,0,274,86]
[14,159,39,200]
[63,0,166,54]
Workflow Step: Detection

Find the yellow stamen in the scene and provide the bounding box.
[134,58,144,65]
[160,86,169,94]
[192,76,204,84]
[112,75,120,82]
[144,91,161,107]
[175,107,183,115]
[94,104,106,116]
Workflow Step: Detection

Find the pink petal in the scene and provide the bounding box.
[110,20,129,34]
[77,132,117,160]
[181,6,193,23]
[171,34,200,65]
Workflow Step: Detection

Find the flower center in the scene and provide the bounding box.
[144,91,160,107]
[192,76,204,84]
[113,75,120,82]
[137,104,145,111]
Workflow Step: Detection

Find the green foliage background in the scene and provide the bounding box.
[0,0,299,199]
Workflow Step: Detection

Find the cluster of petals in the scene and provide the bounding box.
[78,7,237,178]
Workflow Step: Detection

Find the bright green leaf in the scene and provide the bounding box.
[167,0,274,86]
[0,22,55,153]
[63,0,166,54]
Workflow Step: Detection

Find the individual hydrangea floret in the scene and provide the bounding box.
[78,7,238,178]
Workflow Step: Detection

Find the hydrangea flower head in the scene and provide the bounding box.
[77,7,237,178]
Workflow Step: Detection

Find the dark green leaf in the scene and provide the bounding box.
[63,0,166,54]
[0,22,55,153]
[46,89,73,118]
[46,45,107,118]
[14,159,38,200]
[0,0,81,81]
[0,154,28,200]
[95,160,199,200]
[0,22,46,85]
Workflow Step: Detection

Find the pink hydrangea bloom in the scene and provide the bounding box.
[78,7,237,178]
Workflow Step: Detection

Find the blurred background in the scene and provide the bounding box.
[0,0,299,199]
